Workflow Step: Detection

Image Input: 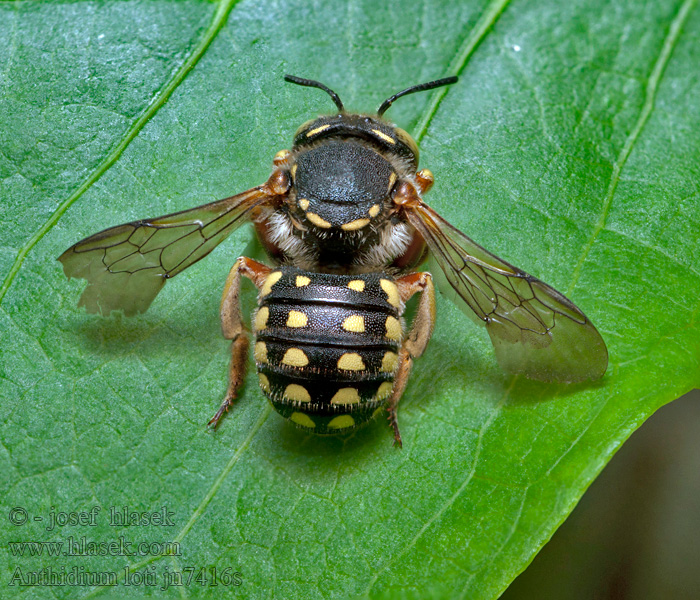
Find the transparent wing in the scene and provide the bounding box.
[404,200,608,382]
[59,187,275,316]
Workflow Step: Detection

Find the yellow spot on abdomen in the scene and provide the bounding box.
[282,348,309,367]
[372,129,396,144]
[385,316,402,341]
[380,279,401,308]
[306,212,332,229]
[290,412,316,428]
[261,271,283,296]
[306,124,331,137]
[381,351,399,372]
[368,204,381,218]
[295,275,311,287]
[286,310,308,328]
[342,315,365,333]
[337,353,366,371]
[376,381,393,401]
[347,279,365,293]
[254,342,268,363]
[298,197,309,210]
[254,307,269,331]
[258,373,271,393]
[328,415,355,430]
[341,218,370,231]
[284,384,311,403]
[331,388,361,405]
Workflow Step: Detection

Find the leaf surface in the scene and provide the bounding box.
[1,0,698,598]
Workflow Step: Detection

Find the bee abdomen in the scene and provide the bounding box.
[253,267,404,433]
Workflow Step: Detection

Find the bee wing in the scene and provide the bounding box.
[403,199,608,382]
[59,186,277,316]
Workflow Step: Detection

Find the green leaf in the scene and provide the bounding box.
[1,0,698,598]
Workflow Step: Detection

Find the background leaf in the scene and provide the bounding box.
[1,0,698,598]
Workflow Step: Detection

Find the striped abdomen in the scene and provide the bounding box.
[253,267,403,433]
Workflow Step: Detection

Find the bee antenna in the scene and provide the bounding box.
[284,75,344,112]
[376,76,459,117]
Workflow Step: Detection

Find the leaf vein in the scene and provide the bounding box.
[458,491,527,599]
[0,0,242,306]
[566,0,698,294]
[364,376,517,594]
[79,404,271,599]
[412,0,512,143]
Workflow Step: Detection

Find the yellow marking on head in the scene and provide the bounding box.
[282,347,309,367]
[368,204,381,218]
[388,172,397,190]
[260,271,283,296]
[254,342,268,363]
[295,275,311,287]
[376,381,393,401]
[327,415,355,430]
[381,351,399,372]
[372,129,396,144]
[291,164,298,178]
[298,197,309,210]
[331,388,361,405]
[347,279,365,293]
[258,373,271,393]
[254,306,269,331]
[286,310,308,328]
[306,212,332,228]
[337,352,366,371]
[385,316,402,341]
[290,412,316,428]
[284,384,311,403]
[380,279,401,308]
[306,124,331,137]
[341,218,370,231]
[342,314,365,333]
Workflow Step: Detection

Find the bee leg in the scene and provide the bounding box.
[397,272,436,358]
[208,334,249,429]
[415,169,434,194]
[208,256,272,429]
[386,272,437,446]
[386,348,412,447]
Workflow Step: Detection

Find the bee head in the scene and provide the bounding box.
[283,75,457,233]
[285,75,458,171]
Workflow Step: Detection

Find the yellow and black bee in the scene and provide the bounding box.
[59,75,608,446]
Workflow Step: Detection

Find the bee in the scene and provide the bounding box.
[59,74,608,446]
